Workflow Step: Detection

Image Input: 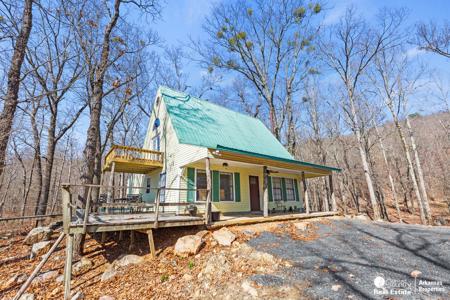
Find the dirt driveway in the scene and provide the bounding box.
[247,219,450,299]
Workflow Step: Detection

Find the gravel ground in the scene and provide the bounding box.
[248,219,450,299]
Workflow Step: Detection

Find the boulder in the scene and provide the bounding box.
[241,280,258,297]
[114,254,144,268]
[293,222,310,231]
[73,257,94,275]
[34,270,59,283]
[71,291,85,300]
[24,227,52,245]
[99,296,115,300]
[101,264,118,282]
[30,241,51,259]
[174,235,204,257]
[19,294,34,300]
[212,227,236,246]
[195,230,209,239]
[201,254,230,278]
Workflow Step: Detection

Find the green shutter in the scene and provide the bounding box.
[234,172,241,202]
[212,171,220,202]
[281,178,287,201]
[294,179,300,202]
[187,168,195,202]
[268,176,273,202]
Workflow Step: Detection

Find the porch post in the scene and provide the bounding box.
[107,161,116,203]
[329,174,337,211]
[205,157,212,225]
[263,166,269,217]
[302,172,310,214]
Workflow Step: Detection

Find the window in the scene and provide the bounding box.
[159,173,166,202]
[220,172,234,201]
[285,178,296,201]
[145,176,151,194]
[152,134,160,151]
[272,177,282,201]
[196,170,207,201]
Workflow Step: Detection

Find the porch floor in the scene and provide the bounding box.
[210,211,339,228]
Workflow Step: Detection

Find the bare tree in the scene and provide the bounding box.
[0,0,33,182]
[416,21,450,58]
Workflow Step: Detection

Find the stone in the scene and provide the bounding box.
[30,241,51,259]
[71,291,85,300]
[174,235,204,257]
[201,254,230,278]
[248,251,276,264]
[24,227,52,245]
[35,270,59,283]
[195,230,209,239]
[331,284,342,291]
[114,254,144,267]
[56,274,64,283]
[410,270,422,278]
[212,227,236,246]
[354,214,369,221]
[99,296,115,300]
[241,280,258,297]
[242,229,256,236]
[101,264,118,282]
[19,294,34,300]
[73,257,94,275]
[293,222,310,231]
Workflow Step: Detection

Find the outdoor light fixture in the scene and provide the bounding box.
[222,162,229,168]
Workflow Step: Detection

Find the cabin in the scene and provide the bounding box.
[125,86,340,218]
[60,86,340,299]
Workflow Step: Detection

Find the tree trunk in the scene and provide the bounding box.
[405,116,432,223]
[0,0,33,182]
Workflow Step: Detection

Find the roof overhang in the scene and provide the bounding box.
[209,145,341,179]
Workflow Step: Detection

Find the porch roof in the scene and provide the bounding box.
[210,145,340,178]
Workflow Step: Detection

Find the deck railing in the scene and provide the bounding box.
[61,184,211,234]
[104,145,163,167]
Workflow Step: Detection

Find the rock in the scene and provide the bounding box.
[410,270,422,278]
[101,264,118,282]
[174,235,204,257]
[242,229,255,236]
[201,254,230,278]
[114,254,144,267]
[195,230,209,239]
[56,274,64,283]
[19,293,34,300]
[24,227,52,245]
[241,280,258,297]
[35,270,59,283]
[73,257,94,275]
[71,291,85,300]
[30,241,51,259]
[99,296,115,300]
[331,284,342,291]
[248,251,276,264]
[294,222,310,231]
[212,227,236,246]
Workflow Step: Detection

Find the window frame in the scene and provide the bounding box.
[285,178,296,201]
[271,177,283,202]
[219,171,234,202]
[195,169,207,202]
[152,134,160,151]
[145,176,151,194]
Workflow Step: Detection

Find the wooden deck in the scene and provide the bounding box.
[103,145,163,173]
[69,212,204,234]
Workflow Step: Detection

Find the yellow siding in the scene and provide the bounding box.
[187,162,304,213]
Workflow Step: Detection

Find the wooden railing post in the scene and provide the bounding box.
[153,189,161,228]
[302,172,310,214]
[82,186,92,234]
[329,174,337,212]
[205,157,212,225]
[62,185,72,234]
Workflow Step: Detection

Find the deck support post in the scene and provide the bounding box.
[119,231,124,241]
[153,189,161,228]
[147,229,156,258]
[263,166,269,217]
[302,172,310,214]
[63,234,73,300]
[205,157,212,225]
[107,161,116,203]
[329,174,337,212]
[129,230,135,251]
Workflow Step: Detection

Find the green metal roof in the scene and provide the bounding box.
[159,86,340,172]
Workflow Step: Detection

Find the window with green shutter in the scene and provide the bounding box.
[234,172,241,202]
[281,178,287,201]
[212,171,220,202]
[293,179,300,202]
[268,176,273,202]
[187,168,195,202]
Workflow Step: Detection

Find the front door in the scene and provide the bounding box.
[249,176,261,211]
